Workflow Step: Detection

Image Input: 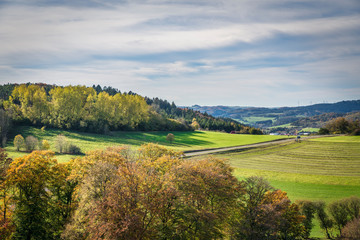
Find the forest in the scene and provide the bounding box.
[0,83,259,142]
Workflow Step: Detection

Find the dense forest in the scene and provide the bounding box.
[0,83,260,146]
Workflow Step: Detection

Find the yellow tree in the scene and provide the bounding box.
[6,151,57,239]
[0,148,13,239]
[49,86,96,129]
[11,84,49,125]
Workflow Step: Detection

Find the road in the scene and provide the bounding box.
[183,135,331,157]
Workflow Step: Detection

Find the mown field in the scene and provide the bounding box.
[203,136,360,238]
[6,126,286,162]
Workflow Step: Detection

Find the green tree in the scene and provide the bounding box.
[314,201,334,239]
[329,199,350,235]
[0,109,11,147]
[297,200,317,239]
[48,162,78,239]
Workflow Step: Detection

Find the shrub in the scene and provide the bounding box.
[55,134,67,154]
[66,144,82,155]
[318,128,330,135]
[166,133,175,144]
[341,217,360,239]
[25,136,38,152]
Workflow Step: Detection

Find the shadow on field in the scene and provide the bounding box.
[9,126,213,149]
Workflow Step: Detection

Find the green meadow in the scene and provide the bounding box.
[204,136,360,238]
[7,126,286,162]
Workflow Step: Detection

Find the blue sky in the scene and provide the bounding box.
[0,0,359,107]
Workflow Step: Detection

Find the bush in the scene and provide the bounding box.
[55,134,67,154]
[319,128,330,135]
[66,144,82,155]
[350,128,360,136]
[166,133,175,144]
[341,217,360,239]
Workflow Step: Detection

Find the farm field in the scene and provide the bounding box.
[6,126,286,162]
[202,136,360,238]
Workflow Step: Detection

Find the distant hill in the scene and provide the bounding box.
[189,100,360,130]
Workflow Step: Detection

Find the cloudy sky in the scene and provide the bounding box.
[0,0,359,107]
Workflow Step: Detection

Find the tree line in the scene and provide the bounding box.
[0,84,260,140]
[1,145,359,239]
[319,117,360,135]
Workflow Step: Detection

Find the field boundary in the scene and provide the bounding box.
[183,135,336,157]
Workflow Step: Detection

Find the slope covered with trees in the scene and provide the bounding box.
[190,100,360,129]
[0,83,255,137]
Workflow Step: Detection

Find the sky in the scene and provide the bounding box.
[0,0,359,107]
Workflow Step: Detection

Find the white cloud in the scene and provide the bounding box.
[0,0,359,106]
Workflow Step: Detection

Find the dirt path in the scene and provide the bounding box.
[183,135,331,157]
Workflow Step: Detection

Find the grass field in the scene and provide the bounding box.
[6,126,286,162]
[300,127,320,133]
[204,136,360,238]
[242,116,276,123]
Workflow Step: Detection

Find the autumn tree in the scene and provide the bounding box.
[62,148,128,240]
[231,176,274,239]
[49,86,96,129]
[230,177,305,240]
[40,140,50,150]
[63,145,243,240]
[191,118,200,130]
[6,151,57,239]
[173,157,244,239]
[139,143,182,161]
[341,217,360,239]
[11,84,50,125]
[166,133,175,144]
[0,148,13,239]
[13,134,25,151]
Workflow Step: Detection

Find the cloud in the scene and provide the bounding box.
[0,0,359,106]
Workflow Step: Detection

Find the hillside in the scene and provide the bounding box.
[0,84,261,144]
[189,100,360,130]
